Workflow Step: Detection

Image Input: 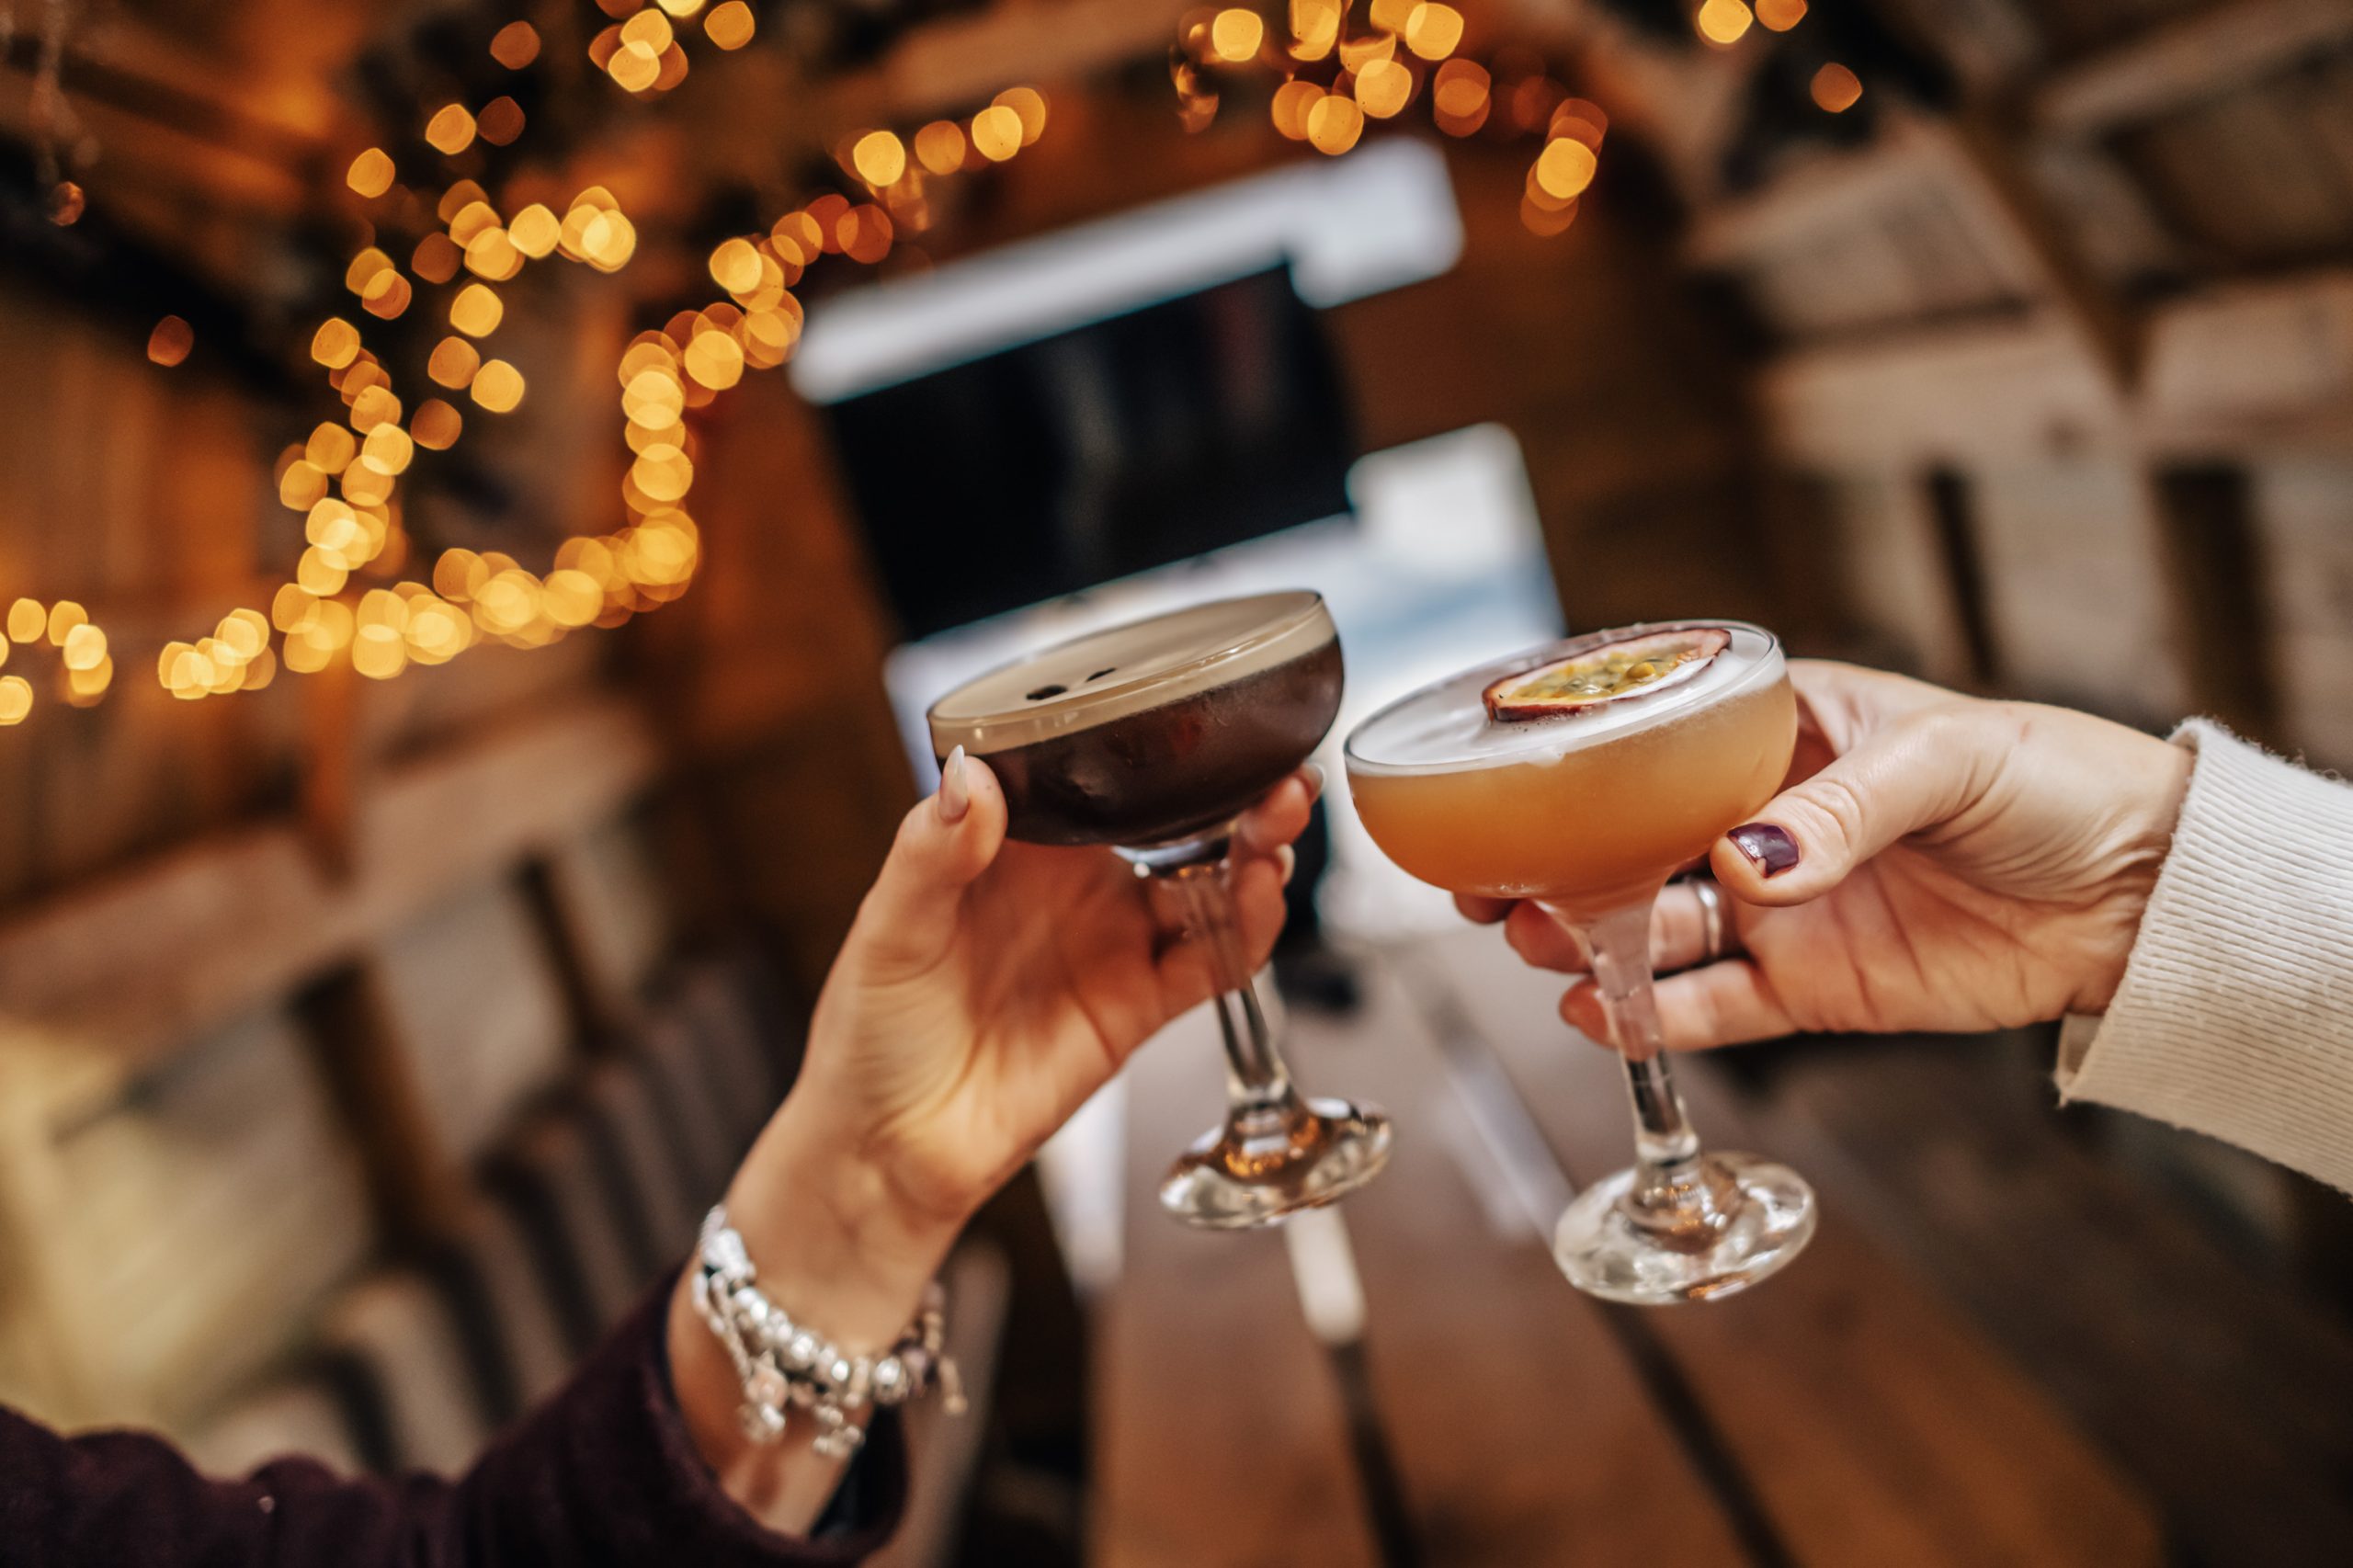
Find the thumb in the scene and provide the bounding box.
[1710,708,1983,906]
[852,747,1009,969]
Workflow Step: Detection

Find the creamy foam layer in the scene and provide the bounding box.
[1347,623,1780,775]
[929,591,1336,757]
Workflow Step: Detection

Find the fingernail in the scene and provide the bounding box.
[938,745,971,824]
[1727,822,1798,878]
[1275,844,1296,885]
[1301,762,1325,802]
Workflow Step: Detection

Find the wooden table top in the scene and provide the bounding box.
[1093,925,2165,1568]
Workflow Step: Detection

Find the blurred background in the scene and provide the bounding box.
[2,0,2351,1564]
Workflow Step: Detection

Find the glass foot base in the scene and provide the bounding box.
[1158,1097,1392,1229]
[1552,1152,1816,1305]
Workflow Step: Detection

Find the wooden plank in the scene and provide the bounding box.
[873,0,1194,121]
[431,1198,577,1421]
[1949,113,2144,383]
[1280,972,1749,1566]
[2142,269,2353,441]
[1966,460,2190,724]
[370,879,573,1167]
[540,818,675,1036]
[1758,315,2129,469]
[1687,126,1951,272]
[40,1004,372,1428]
[0,700,660,1119]
[1760,271,2353,462]
[2036,0,2353,137]
[1816,471,1985,688]
[2126,88,2353,265]
[1869,0,2041,94]
[185,1379,364,1477]
[1688,118,2053,324]
[1756,1042,2353,1566]
[316,1271,492,1475]
[1091,1006,1377,1568]
[2251,457,2353,767]
[1425,926,2165,1568]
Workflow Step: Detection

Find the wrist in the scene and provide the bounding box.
[664,1093,967,1527]
[720,1093,967,1348]
[2072,730,2195,1015]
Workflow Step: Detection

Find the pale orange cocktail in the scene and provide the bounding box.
[1344,621,1816,1305]
[1347,665,1794,915]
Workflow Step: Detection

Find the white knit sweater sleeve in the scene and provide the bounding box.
[2056,720,2353,1195]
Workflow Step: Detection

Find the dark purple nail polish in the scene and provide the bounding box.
[1727,823,1799,878]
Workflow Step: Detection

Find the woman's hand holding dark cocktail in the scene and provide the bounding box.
[668,754,1316,1530]
[1459,661,2192,1050]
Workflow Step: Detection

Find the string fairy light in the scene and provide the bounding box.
[1171,1,1616,237]
[10,16,1060,715]
[34,0,1819,718]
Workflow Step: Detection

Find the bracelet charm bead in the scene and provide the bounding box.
[690,1206,965,1458]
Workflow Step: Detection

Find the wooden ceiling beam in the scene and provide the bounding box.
[1756,267,2353,465]
[2036,0,2353,138]
[869,0,1195,120]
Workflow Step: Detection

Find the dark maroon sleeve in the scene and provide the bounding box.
[0,1282,905,1568]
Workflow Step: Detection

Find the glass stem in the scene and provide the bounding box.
[1564,900,1720,1223]
[1161,858,1299,1124]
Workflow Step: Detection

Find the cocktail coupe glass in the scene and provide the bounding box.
[1344,620,1816,1302]
[927,591,1391,1228]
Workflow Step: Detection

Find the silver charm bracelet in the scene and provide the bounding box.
[690,1205,966,1459]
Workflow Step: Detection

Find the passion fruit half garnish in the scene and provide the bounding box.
[1482,627,1732,722]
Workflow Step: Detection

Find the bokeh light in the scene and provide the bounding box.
[312,318,361,369]
[471,359,526,412]
[147,316,193,367]
[479,97,527,146]
[1290,0,1340,60]
[347,149,395,199]
[972,106,1023,162]
[413,233,461,283]
[1307,95,1363,155]
[853,131,907,187]
[1404,4,1465,61]
[1812,62,1862,111]
[413,398,464,449]
[46,601,87,645]
[489,21,541,68]
[426,104,478,155]
[1211,9,1265,62]
[705,1,756,49]
[995,87,1049,144]
[450,284,505,337]
[1272,80,1322,141]
[915,120,967,176]
[1536,138,1597,199]
[1357,59,1413,119]
[1696,0,1754,47]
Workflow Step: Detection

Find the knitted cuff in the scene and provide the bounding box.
[2056,721,2353,1195]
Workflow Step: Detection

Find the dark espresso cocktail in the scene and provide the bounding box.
[932,611,1341,846]
[926,593,1389,1228]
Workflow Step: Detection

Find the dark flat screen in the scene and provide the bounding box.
[826,267,1356,640]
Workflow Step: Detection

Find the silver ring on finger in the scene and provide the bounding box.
[1689,877,1727,963]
